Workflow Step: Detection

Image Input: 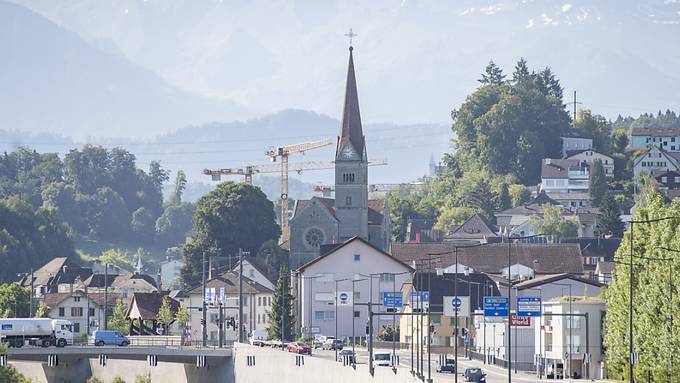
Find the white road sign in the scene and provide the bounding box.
[443,296,470,317]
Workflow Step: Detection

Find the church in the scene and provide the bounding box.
[288,46,391,268]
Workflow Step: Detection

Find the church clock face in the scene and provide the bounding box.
[304,227,325,249]
[340,144,356,160]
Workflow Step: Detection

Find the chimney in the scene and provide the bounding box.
[545,158,551,165]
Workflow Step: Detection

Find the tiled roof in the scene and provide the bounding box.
[293,197,336,219]
[563,238,621,261]
[631,127,680,136]
[595,261,615,275]
[513,273,603,290]
[367,199,385,225]
[84,274,119,288]
[190,272,273,295]
[126,292,180,321]
[541,159,588,179]
[391,243,583,275]
[448,213,498,237]
[111,273,158,289]
[22,257,70,288]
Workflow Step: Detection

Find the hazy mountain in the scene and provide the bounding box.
[11,0,680,126]
[0,1,249,139]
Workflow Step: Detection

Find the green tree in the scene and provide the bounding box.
[478,60,505,85]
[131,207,155,242]
[254,240,289,283]
[99,249,135,273]
[267,266,295,341]
[595,194,624,237]
[107,300,129,335]
[435,206,477,233]
[529,205,578,242]
[86,377,104,383]
[496,182,511,211]
[89,187,130,241]
[0,361,30,383]
[385,192,438,242]
[589,160,608,207]
[604,192,680,381]
[574,109,612,154]
[111,377,126,383]
[175,304,191,343]
[170,170,188,205]
[34,302,49,318]
[181,182,280,286]
[508,184,531,207]
[155,203,195,248]
[135,373,151,383]
[156,296,175,334]
[611,129,629,154]
[0,284,30,317]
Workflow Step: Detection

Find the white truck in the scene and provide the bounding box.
[0,318,73,347]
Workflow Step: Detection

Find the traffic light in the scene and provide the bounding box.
[200,318,206,326]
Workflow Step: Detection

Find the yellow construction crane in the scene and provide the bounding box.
[203,161,335,184]
[265,138,334,241]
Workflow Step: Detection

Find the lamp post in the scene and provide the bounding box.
[351,277,368,357]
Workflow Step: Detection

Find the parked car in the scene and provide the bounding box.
[314,335,331,349]
[372,352,393,368]
[337,349,355,364]
[463,368,486,382]
[322,339,344,350]
[287,342,312,355]
[93,330,129,346]
[436,358,456,373]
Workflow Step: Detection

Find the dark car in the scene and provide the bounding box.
[287,342,312,355]
[464,367,486,382]
[337,349,355,364]
[436,358,455,373]
[323,339,344,350]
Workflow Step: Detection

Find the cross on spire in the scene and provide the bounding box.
[345,28,357,47]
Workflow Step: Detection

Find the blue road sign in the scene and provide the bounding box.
[409,291,429,302]
[516,297,542,317]
[452,297,462,308]
[483,296,509,317]
[383,292,403,308]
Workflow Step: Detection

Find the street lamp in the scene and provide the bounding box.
[351,276,368,357]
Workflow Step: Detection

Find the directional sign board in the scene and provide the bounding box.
[483,296,509,317]
[382,292,403,308]
[409,291,429,308]
[443,296,470,317]
[516,297,542,317]
[337,291,352,306]
[510,314,531,326]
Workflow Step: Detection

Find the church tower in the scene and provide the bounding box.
[335,46,369,242]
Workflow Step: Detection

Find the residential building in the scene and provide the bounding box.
[20,257,72,298]
[126,292,181,336]
[186,272,273,344]
[654,170,680,189]
[565,150,614,178]
[563,238,621,281]
[405,218,442,243]
[631,127,680,151]
[296,236,412,341]
[289,46,391,269]
[632,145,680,180]
[43,291,121,337]
[594,261,614,285]
[443,213,500,244]
[231,259,275,291]
[400,272,500,349]
[160,259,184,289]
[540,159,589,194]
[535,298,606,379]
[561,137,593,158]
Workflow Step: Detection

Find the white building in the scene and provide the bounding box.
[631,127,680,151]
[565,150,614,178]
[160,259,184,289]
[535,299,606,380]
[540,159,589,194]
[632,145,680,180]
[561,137,593,158]
[186,272,273,344]
[296,236,413,341]
[44,291,121,338]
[231,259,275,291]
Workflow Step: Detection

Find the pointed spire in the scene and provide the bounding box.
[336,46,365,159]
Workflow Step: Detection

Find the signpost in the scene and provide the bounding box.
[483,297,509,317]
[410,291,429,308]
[510,314,531,327]
[382,292,403,308]
[443,296,470,317]
[337,291,352,306]
[516,297,542,317]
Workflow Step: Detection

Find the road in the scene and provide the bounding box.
[310,346,578,383]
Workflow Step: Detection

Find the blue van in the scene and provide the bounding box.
[93,330,129,346]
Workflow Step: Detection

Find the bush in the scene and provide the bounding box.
[135,373,151,383]
[111,377,126,383]
[86,377,104,383]
[0,365,31,383]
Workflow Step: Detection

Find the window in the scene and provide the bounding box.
[73,297,81,302]
[354,254,361,262]
[664,141,668,146]
[342,173,356,183]
[268,297,272,306]
[123,290,128,299]
[257,314,261,324]
[73,323,80,333]
[354,311,361,318]
[258,297,261,306]
[662,177,668,183]
[673,146,676,151]
[71,307,83,317]
[675,177,680,183]
[314,311,335,321]
[353,291,361,300]
[88,308,95,317]
[58,307,64,317]
[379,273,395,283]
[210,313,219,323]
[346,196,352,206]
[673,137,676,142]
[305,228,325,248]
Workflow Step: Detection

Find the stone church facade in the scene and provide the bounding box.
[289,46,391,268]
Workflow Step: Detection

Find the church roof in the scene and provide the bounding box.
[293,198,385,225]
[293,197,336,219]
[336,46,365,159]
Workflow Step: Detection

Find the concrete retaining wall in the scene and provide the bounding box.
[233,343,448,383]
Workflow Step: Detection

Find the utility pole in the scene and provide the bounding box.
[238,248,244,343]
[104,264,108,330]
[29,268,33,318]
[202,252,207,347]
[507,237,512,383]
[573,90,577,126]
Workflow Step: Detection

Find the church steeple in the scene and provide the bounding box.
[336,46,365,160]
